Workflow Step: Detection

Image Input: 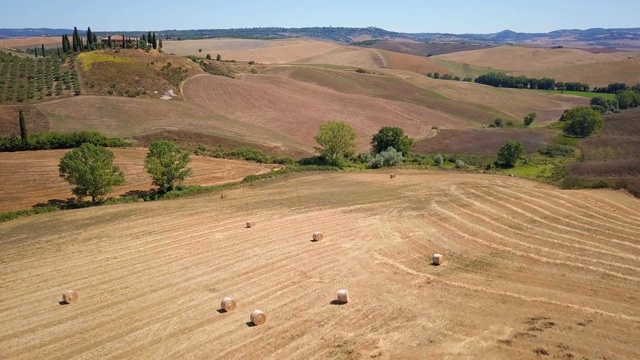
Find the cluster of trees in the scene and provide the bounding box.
[474,72,590,92]
[426,72,473,82]
[592,82,640,94]
[0,50,79,103]
[59,26,163,53]
[59,140,192,202]
[559,107,603,138]
[589,87,640,114]
[314,122,412,168]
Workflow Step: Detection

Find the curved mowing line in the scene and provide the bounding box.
[373,254,640,323]
[498,186,640,236]
[455,186,640,262]
[480,187,640,251]
[443,195,640,273]
[432,201,640,283]
[535,189,640,229]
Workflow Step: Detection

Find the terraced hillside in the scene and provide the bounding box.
[0,171,638,359]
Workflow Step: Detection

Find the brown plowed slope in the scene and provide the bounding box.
[0,36,62,49]
[0,148,272,212]
[1,171,639,359]
[183,73,463,151]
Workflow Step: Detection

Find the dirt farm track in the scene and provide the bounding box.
[1,171,639,359]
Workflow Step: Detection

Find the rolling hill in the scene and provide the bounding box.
[1,171,639,358]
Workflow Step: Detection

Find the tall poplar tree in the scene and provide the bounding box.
[72,27,79,52]
[152,33,157,49]
[41,44,46,58]
[34,47,38,58]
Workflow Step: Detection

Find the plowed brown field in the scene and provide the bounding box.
[0,148,273,212]
[183,74,462,151]
[1,171,639,359]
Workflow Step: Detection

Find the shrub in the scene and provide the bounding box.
[455,159,466,169]
[434,154,444,166]
[496,140,524,168]
[538,144,575,158]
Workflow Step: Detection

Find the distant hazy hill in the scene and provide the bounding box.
[2,26,640,49]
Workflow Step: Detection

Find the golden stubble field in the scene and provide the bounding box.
[436,46,640,87]
[1,171,638,359]
[0,148,274,212]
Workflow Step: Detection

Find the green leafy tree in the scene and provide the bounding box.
[314,121,357,165]
[370,126,413,155]
[18,110,27,144]
[496,140,524,168]
[205,53,212,60]
[144,140,192,192]
[216,53,221,61]
[616,89,640,109]
[561,106,603,138]
[523,112,537,127]
[58,143,125,202]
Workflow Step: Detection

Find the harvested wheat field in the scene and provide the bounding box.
[436,46,640,87]
[0,171,639,359]
[0,36,62,50]
[0,148,273,212]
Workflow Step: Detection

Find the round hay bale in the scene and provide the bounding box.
[250,310,266,325]
[432,253,444,266]
[312,232,324,241]
[62,290,78,304]
[246,221,255,228]
[390,173,396,178]
[220,193,227,199]
[221,297,237,312]
[336,289,349,304]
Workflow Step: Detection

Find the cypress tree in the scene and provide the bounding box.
[147,31,152,45]
[61,34,66,52]
[87,27,93,45]
[142,33,146,43]
[152,33,157,49]
[57,46,60,56]
[34,47,38,58]
[107,35,112,48]
[93,33,97,46]
[159,38,163,49]
[122,35,125,48]
[72,28,78,52]
[65,35,71,53]
[41,44,46,58]
[19,110,27,145]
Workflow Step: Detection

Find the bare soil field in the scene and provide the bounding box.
[412,128,555,155]
[164,38,342,64]
[0,148,273,212]
[0,171,638,359]
[182,73,463,151]
[363,40,492,57]
[0,105,50,136]
[436,46,640,87]
[0,36,61,50]
[568,108,640,193]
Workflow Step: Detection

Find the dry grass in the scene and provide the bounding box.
[436,46,640,87]
[0,148,273,212]
[0,171,638,358]
[0,37,62,50]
